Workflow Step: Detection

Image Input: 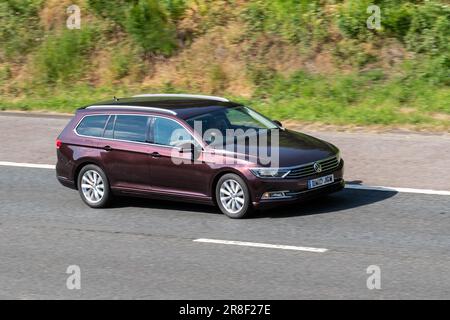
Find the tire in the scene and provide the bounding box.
[215,173,252,219]
[77,164,112,208]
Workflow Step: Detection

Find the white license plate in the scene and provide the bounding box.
[308,174,334,189]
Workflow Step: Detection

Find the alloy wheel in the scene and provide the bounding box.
[81,170,105,204]
[219,179,245,214]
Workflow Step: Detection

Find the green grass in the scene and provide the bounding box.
[1,73,449,130]
[249,70,450,126]
[0,85,136,112]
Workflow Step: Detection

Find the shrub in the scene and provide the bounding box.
[88,0,186,55]
[243,0,329,45]
[382,2,415,39]
[125,0,177,56]
[162,0,187,22]
[33,28,97,84]
[405,2,450,55]
[210,64,228,93]
[87,0,134,27]
[0,0,43,59]
[0,65,12,82]
[337,0,374,39]
[111,52,132,80]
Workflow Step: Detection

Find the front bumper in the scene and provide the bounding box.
[249,160,345,209]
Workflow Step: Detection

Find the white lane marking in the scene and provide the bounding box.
[345,184,450,196]
[0,160,449,196]
[0,161,55,170]
[193,238,328,253]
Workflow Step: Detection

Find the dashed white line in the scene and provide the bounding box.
[0,160,449,196]
[193,238,328,253]
[0,161,55,170]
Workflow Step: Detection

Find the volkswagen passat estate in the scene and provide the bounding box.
[56,94,344,218]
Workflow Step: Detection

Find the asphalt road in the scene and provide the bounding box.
[0,113,449,299]
[0,166,449,299]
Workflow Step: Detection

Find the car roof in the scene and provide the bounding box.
[79,94,243,119]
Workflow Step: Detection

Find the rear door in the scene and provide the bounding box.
[99,115,153,191]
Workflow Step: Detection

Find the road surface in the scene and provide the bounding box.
[0,112,449,299]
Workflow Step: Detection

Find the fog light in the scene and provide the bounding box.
[261,191,291,200]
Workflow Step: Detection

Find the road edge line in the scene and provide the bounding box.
[0,161,449,196]
[0,161,56,170]
[345,184,450,196]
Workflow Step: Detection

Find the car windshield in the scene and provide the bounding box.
[186,106,278,145]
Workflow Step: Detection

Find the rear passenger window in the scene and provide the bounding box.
[113,115,150,143]
[76,115,109,137]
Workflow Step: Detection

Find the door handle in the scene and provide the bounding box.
[150,152,161,158]
[103,145,113,151]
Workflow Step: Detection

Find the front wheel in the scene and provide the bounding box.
[216,174,252,219]
[77,164,112,208]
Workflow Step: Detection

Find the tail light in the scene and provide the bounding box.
[56,139,62,149]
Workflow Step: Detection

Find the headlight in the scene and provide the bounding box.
[250,168,291,178]
[336,151,341,163]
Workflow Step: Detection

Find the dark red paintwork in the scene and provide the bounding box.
[56,97,344,209]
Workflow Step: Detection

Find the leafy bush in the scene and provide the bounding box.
[111,52,132,80]
[405,2,450,55]
[0,65,12,82]
[33,28,97,84]
[162,0,187,22]
[125,0,177,56]
[87,0,135,27]
[382,2,415,39]
[243,0,329,45]
[337,0,374,39]
[0,0,43,59]
[88,0,186,55]
[210,64,228,93]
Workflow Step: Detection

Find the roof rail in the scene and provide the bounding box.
[86,105,177,115]
[132,93,230,102]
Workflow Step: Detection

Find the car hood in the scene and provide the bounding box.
[210,129,339,167]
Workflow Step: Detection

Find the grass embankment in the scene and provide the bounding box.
[0,0,448,130]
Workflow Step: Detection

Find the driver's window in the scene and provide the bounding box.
[152,117,195,147]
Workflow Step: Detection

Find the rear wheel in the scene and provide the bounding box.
[77,164,112,208]
[216,174,252,219]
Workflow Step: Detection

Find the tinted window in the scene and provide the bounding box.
[76,115,109,137]
[186,107,277,143]
[153,118,194,147]
[226,107,276,129]
[113,115,150,143]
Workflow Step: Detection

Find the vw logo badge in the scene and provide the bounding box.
[313,162,322,173]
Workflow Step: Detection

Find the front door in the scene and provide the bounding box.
[148,116,212,199]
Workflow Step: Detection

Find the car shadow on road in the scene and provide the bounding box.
[110,187,398,219]
[254,188,398,219]
[111,196,220,214]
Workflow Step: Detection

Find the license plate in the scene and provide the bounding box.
[308,174,334,189]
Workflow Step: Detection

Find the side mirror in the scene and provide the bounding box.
[273,120,283,128]
[178,142,201,161]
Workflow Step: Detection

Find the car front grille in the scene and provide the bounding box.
[285,155,340,179]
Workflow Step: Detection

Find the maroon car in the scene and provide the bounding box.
[56,94,344,218]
